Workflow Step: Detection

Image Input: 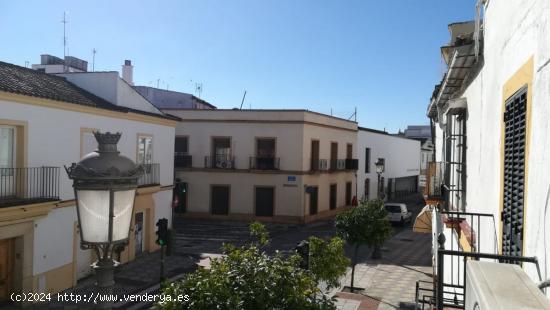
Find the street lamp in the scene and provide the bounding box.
[65,132,143,309]
[375,158,385,199]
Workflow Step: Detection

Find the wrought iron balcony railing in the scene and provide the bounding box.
[137,163,160,187]
[310,159,328,171]
[345,158,359,170]
[205,155,235,169]
[249,157,280,170]
[0,167,60,208]
[329,159,347,171]
[174,153,192,168]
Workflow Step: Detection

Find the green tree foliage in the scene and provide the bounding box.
[158,222,347,310]
[308,236,350,290]
[335,199,392,292]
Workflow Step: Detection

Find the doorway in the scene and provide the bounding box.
[255,187,274,217]
[211,186,230,215]
[310,140,320,170]
[134,212,144,257]
[0,238,14,302]
[309,186,318,215]
[329,184,337,210]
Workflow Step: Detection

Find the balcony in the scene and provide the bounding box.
[205,155,235,169]
[174,153,192,168]
[137,163,160,187]
[310,159,328,171]
[249,157,280,170]
[0,167,60,208]
[329,159,346,171]
[345,158,359,170]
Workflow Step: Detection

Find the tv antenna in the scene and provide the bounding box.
[195,82,203,98]
[92,48,97,71]
[62,12,68,72]
[239,91,247,109]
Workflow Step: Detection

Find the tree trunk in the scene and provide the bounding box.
[371,245,382,259]
[350,244,359,292]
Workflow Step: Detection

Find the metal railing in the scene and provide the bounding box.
[436,249,541,309]
[137,163,160,187]
[174,153,192,168]
[310,159,328,171]
[329,159,346,171]
[205,155,235,169]
[249,157,280,170]
[0,167,60,207]
[345,158,359,170]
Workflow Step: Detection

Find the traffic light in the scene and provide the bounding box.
[156,218,168,246]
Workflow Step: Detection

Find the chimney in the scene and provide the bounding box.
[122,60,134,85]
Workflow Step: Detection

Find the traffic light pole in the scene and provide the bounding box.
[160,244,165,285]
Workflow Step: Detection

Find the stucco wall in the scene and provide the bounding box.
[357,129,421,200]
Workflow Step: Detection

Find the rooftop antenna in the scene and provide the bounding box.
[239,90,247,109]
[92,48,97,71]
[24,61,29,68]
[348,107,357,121]
[195,82,203,98]
[62,12,68,72]
[157,78,161,88]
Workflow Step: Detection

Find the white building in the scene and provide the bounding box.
[164,109,358,223]
[0,60,177,297]
[421,0,550,305]
[356,127,420,202]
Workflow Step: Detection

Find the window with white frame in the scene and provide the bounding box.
[137,135,153,165]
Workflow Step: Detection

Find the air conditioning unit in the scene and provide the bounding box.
[215,160,232,169]
[319,160,328,170]
[465,261,550,309]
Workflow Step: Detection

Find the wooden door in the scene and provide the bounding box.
[211,186,230,215]
[310,140,319,170]
[0,239,14,301]
[330,142,338,169]
[309,187,318,215]
[329,184,337,210]
[255,187,274,217]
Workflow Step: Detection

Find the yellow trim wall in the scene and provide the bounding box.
[499,56,533,255]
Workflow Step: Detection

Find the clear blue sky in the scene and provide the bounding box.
[0,0,475,132]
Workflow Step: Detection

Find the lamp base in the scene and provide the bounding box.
[93,259,116,309]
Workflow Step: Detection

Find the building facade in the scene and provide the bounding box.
[0,61,177,299]
[357,127,420,202]
[422,0,550,305]
[165,109,358,223]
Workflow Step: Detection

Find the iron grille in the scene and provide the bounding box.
[502,87,527,257]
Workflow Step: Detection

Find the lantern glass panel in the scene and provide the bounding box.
[77,190,110,243]
[112,189,136,242]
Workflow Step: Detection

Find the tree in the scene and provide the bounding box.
[335,199,392,292]
[157,222,348,310]
[308,236,350,290]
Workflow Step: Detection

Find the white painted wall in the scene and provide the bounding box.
[357,129,421,200]
[2,99,175,276]
[432,0,550,291]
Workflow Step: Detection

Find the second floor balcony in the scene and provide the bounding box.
[205,155,235,170]
[137,163,160,187]
[174,153,192,168]
[0,166,60,208]
[249,157,280,170]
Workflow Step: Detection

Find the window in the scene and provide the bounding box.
[0,126,15,176]
[364,178,370,201]
[330,142,338,170]
[211,137,232,168]
[346,144,353,159]
[175,136,188,155]
[310,140,320,171]
[308,186,318,215]
[255,187,274,217]
[365,148,371,173]
[345,182,352,205]
[137,135,153,165]
[256,138,275,158]
[444,109,466,211]
[502,87,527,257]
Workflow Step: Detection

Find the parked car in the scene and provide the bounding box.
[384,203,412,225]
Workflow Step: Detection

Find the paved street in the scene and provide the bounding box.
[5,194,429,309]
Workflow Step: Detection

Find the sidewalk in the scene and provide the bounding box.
[334,229,433,310]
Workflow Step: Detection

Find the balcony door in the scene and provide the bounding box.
[212,137,231,168]
[256,138,276,169]
[310,140,319,170]
[330,142,338,170]
[0,126,16,200]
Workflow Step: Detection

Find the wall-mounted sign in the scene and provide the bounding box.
[287,176,296,182]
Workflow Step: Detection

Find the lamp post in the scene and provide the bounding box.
[375,158,385,199]
[65,132,143,309]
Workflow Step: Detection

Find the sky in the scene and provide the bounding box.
[0,1,475,132]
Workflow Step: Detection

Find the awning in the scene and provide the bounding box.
[413,205,434,233]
